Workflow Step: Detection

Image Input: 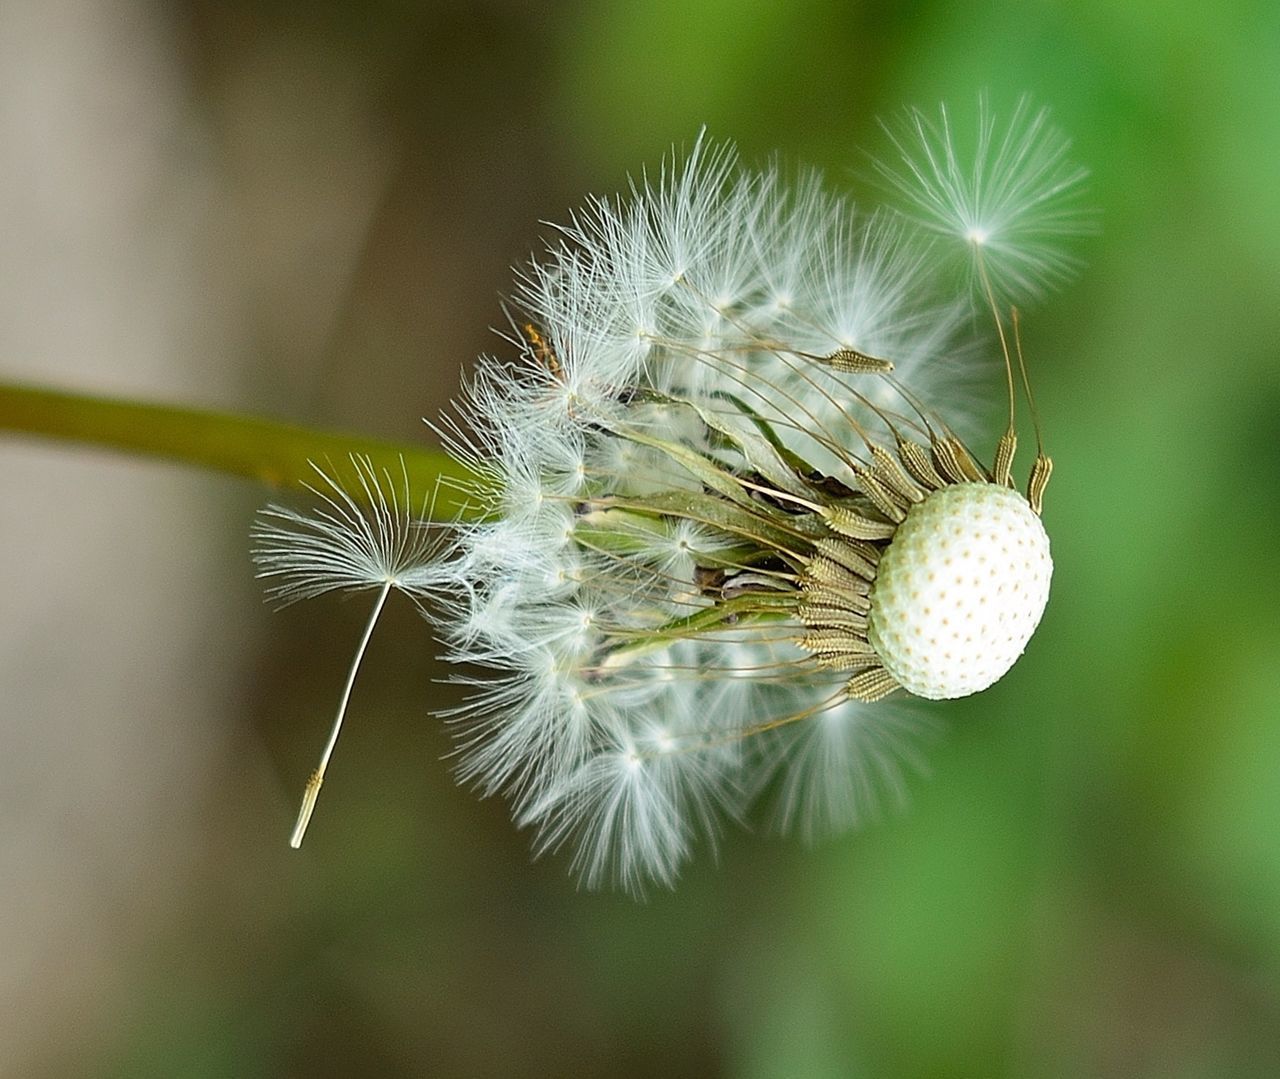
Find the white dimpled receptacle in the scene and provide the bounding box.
[867,483,1052,700]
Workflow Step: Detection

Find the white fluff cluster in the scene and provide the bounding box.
[431,142,972,891]
[256,101,1088,892]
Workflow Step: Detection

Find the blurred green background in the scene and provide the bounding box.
[2,1,1278,1076]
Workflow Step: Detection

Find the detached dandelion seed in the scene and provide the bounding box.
[255,103,1090,891]
[251,457,443,846]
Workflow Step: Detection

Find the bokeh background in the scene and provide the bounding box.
[2,1,1279,1076]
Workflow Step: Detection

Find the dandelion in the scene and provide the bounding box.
[255,103,1089,892]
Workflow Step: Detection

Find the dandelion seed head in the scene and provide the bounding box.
[257,112,1088,892]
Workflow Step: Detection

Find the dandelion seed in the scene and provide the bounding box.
[257,111,1089,892]
[251,456,443,846]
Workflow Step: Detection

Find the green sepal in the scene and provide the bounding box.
[719,391,830,488]
[616,423,759,510]
[604,488,809,556]
[572,506,768,570]
[629,387,813,498]
[600,591,798,665]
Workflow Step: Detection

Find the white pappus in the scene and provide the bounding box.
[252,98,1090,893]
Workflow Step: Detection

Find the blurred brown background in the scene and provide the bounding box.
[2,1,1279,1076]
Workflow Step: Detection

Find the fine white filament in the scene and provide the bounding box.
[289,580,392,847]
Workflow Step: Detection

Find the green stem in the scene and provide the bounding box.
[0,381,480,519]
